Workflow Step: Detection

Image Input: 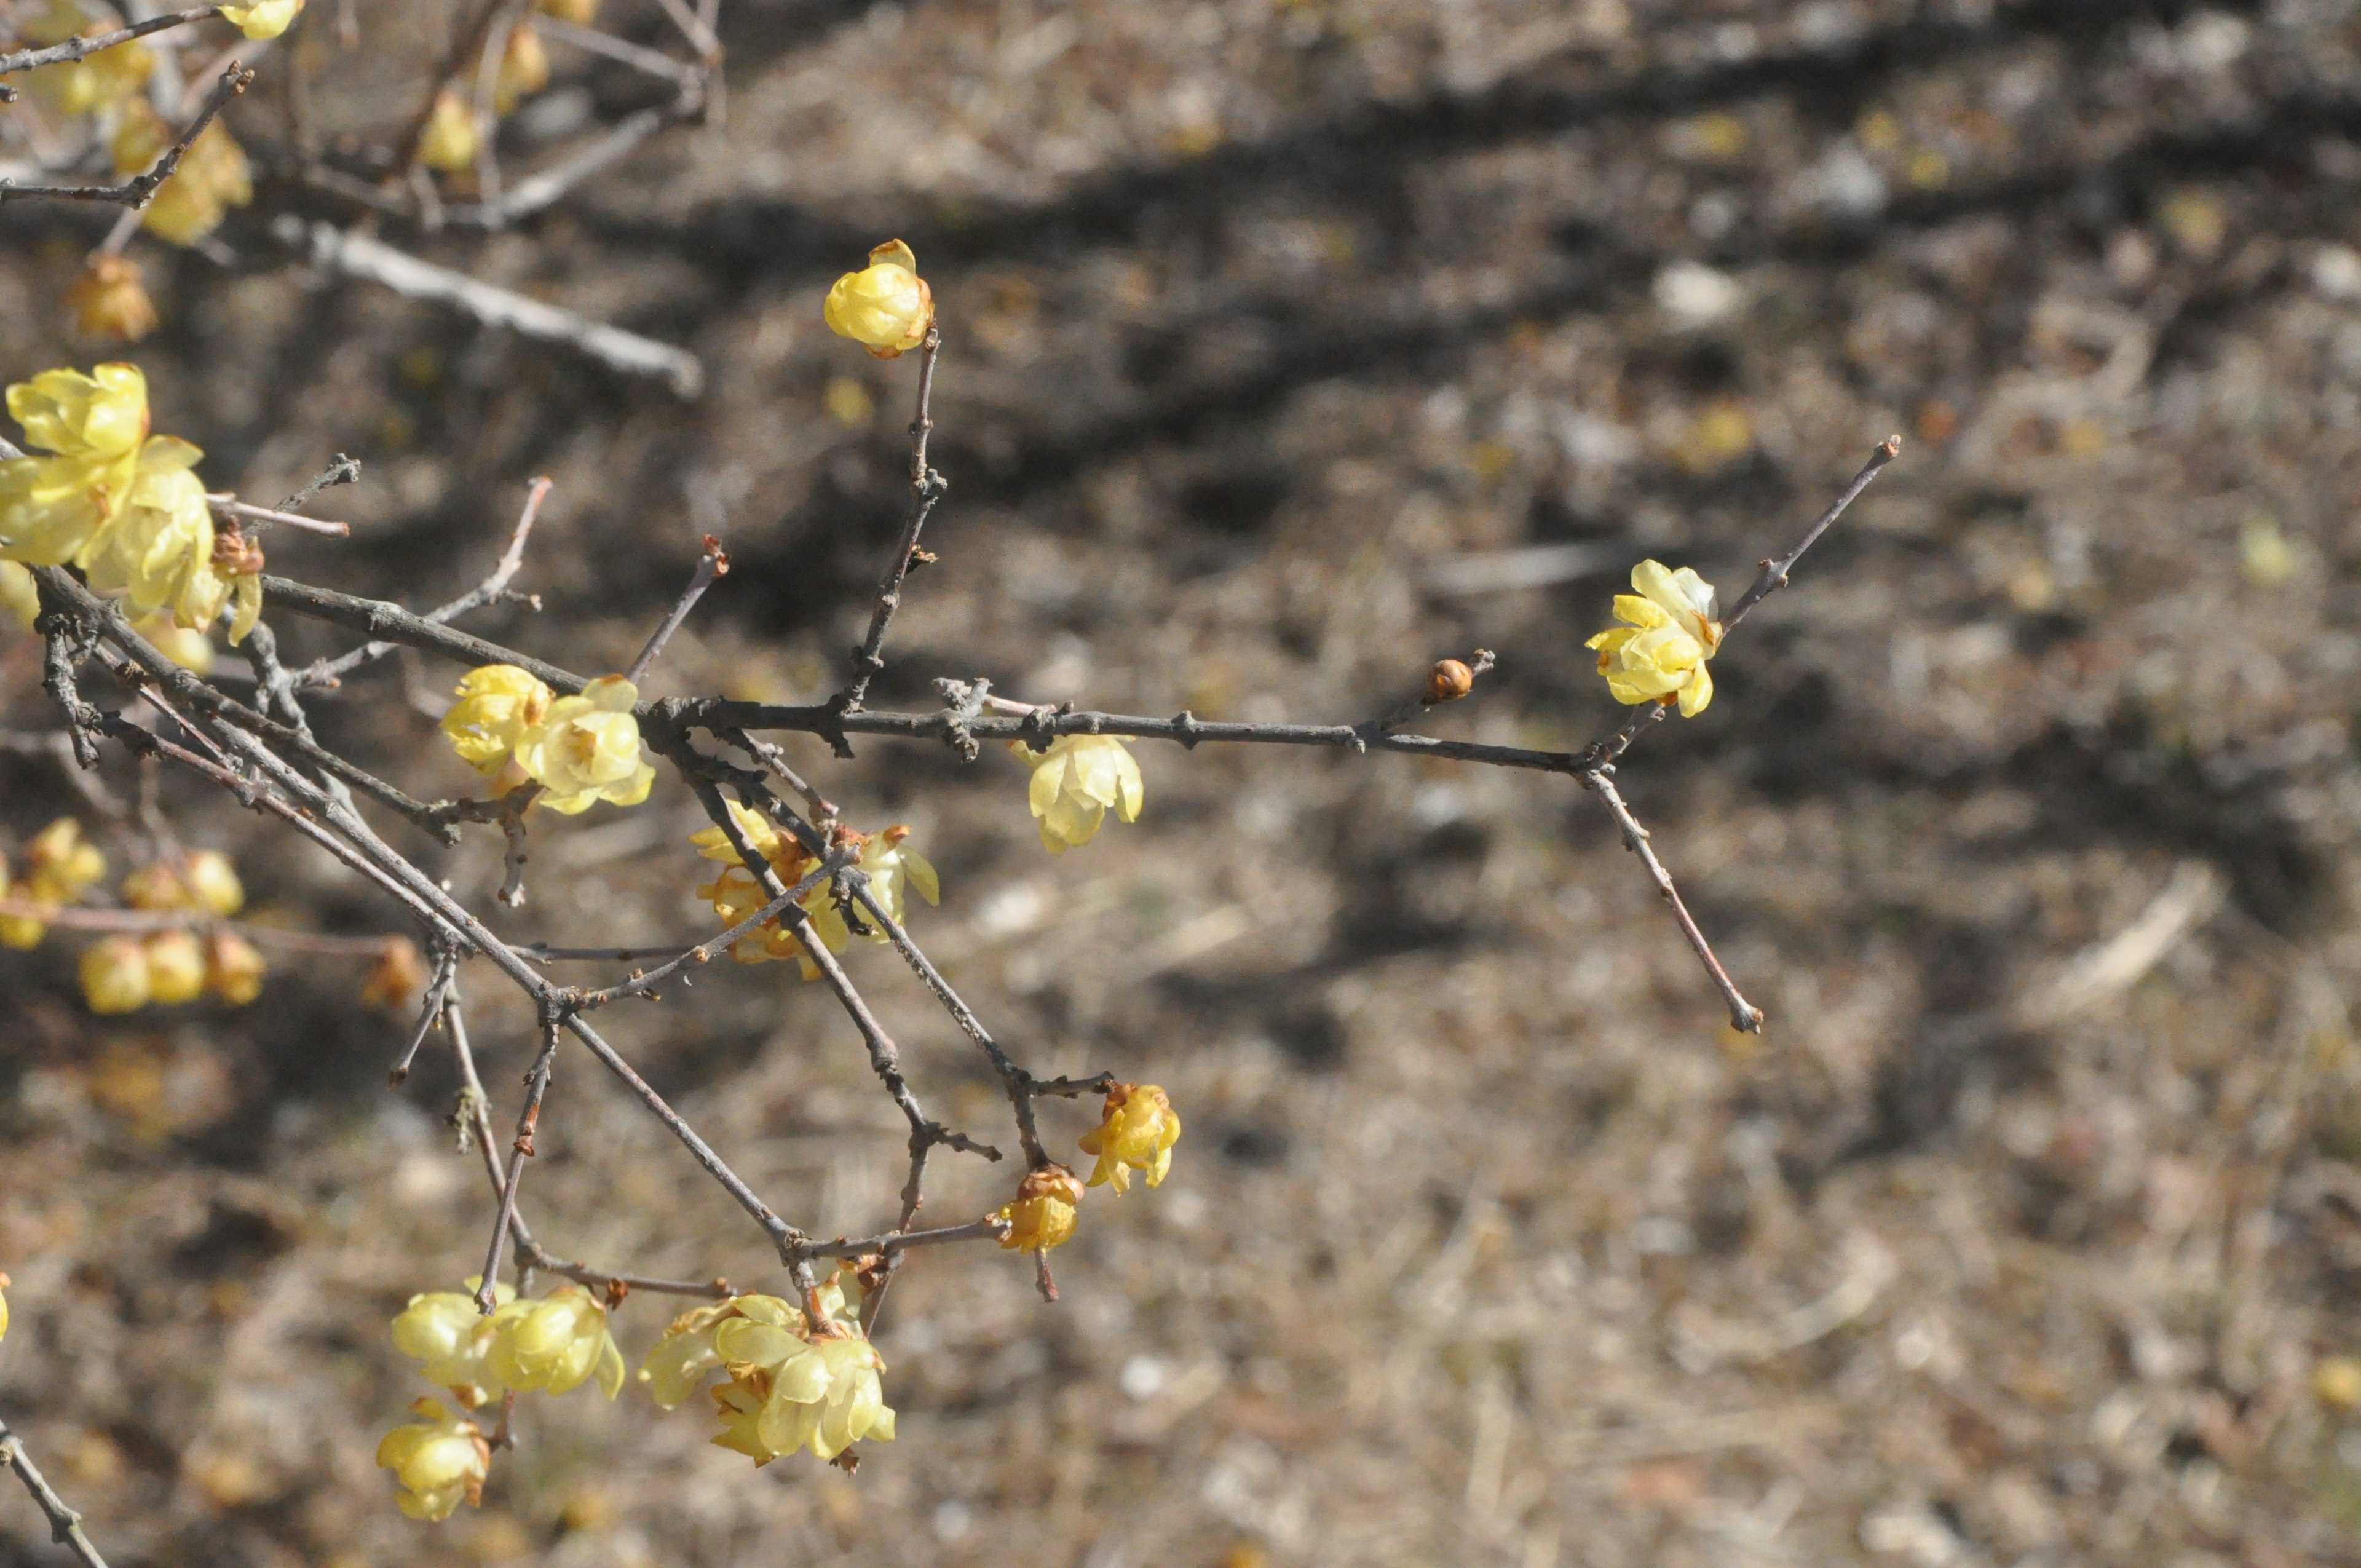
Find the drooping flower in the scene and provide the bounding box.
[1014,734,1143,853]
[419,91,478,174]
[204,930,266,1005]
[692,809,937,978]
[78,440,226,628]
[392,1282,517,1409]
[859,825,939,925]
[994,1163,1085,1254]
[823,240,934,358]
[67,256,159,344]
[440,664,553,778]
[705,1318,895,1465]
[639,1293,805,1409]
[218,0,305,39]
[375,1398,491,1522]
[1077,1082,1180,1194]
[144,930,205,1005]
[485,1285,627,1398]
[1586,560,1724,718]
[81,935,150,1013]
[512,675,655,814]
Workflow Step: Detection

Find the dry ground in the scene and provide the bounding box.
[9,0,2361,1564]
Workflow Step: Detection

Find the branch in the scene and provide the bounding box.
[275,220,705,397]
[836,325,944,710]
[0,1411,110,1568]
[625,534,729,685]
[1723,435,1902,631]
[475,1022,560,1312]
[0,62,253,208]
[1581,767,1762,1032]
[0,6,218,76]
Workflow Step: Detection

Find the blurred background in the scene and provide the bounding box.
[7,0,2361,1562]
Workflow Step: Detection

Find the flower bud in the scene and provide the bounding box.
[376,1398,490,1521]
[994,1163,1085,1254]
[144,929,206,1005]
[67,256,159,344]
[494,24,550,113]
[204,930,266,1005]
[219,0,304,39]
[181,850,244,917]
[420,92,479,175]
[81,935,151,1014]
[823,240,934,358]
[119,862,187,912]
[1425,659,1474,704]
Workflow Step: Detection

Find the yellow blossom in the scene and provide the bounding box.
[203,930,265,1005]
[2319,1355,2361,1411]
[700,1299,895,1465]
[81,935,150,1013]
[1584,560,1724,718]
[0,561,38,631]
[639,1293,805,1409]
[860,824,939,924]
[440,664,552,777]
[513,675,655,814]
[534,0,599,20]
[494,23,550,113]
[67,256,159,344]
[392,1282,517,1408]
[0,365,218,585]
[486,1285,626,1398]
[419,91,478,174]
[823,240,934,358]
[119,861,185,911]
[1078,1082,1180,1194]
[134,611,215,673]
[143,929,205,1005]
[79,439,225,628]
[180,850,242,916]
[218,0,304,39]
[994,1163,1084,1254]
[693,812,936,977]
[0,1275,8,1343]
[1014,733,1143,853]
[375,1397,490,1522]
[5,816,106,948]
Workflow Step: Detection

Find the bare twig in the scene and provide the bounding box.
[533,13,699,82]
[1723,435,1902,631]
[0,6,217,76]
[1581,767,1762,1032]
[388,946,460,1085]
[0,1411,111,1568]
[207,496,351,537]
[836,325,944,710]
[625,535,730,685]
[475,1022,560,1311]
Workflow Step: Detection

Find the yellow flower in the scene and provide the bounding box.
[0,561,38,631]
[143,929,205,1005]
[688,799,786,865]
[1015,734,1143,853]
[694,813,936,977]
[700,1304,895,1465]
[120,861,184,911]
[859,825,939,925]
[486,1285,627,1398]
[534,0,599,20]
[80,441,226,628]
[513,675,655,814]
[67,256,159,344]
[81,935,150,1013]
[393,1283,517,1408]
[0,1276,8,1344]
[203,930,266,1005]
[419,91,478,174]
[440,664,552,777]
[494,23,549,113]
[134,611,215,673]
[6,815,108,947]
[640,1293,804,1409]
[181,849,243,916]
[1077,1082,1180,1194]
[0,365,217,580]
[823,240,934,358]
[1584,560,1724,718]
[218,0,304,39]
[994,1163,1085,1254]
[374,1397,490,1522]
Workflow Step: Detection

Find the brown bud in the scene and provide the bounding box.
[212,525,266,577]
[1425,659,1474,704]
[68,255,159,344]
[1016,1162,1085,1206]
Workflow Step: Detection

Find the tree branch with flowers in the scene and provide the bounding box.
[0,224,1897,1557]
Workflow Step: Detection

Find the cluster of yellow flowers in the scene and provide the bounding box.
[641,1266,894,1467]
[2,818,264,1010]
[689,801,938,978]
[380,1280,623,1519]
[417,0,592,175]
[1587,560,1725,718]
[438,666,655,813]
[0,817,106,949]
[0,365,264,641]
[995,1082,1182,1256]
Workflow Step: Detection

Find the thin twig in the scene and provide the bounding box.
[0,61,253,208]
[388,947,459,1085]
[625,535,730,685]
[475,1022,560,1311]
[0,1411,110,1568]
[0,6,217,76]
[1723,435,1902,631]
[836,325,944,710]
[207,496,351,537]
[1581,767,1763,1032]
